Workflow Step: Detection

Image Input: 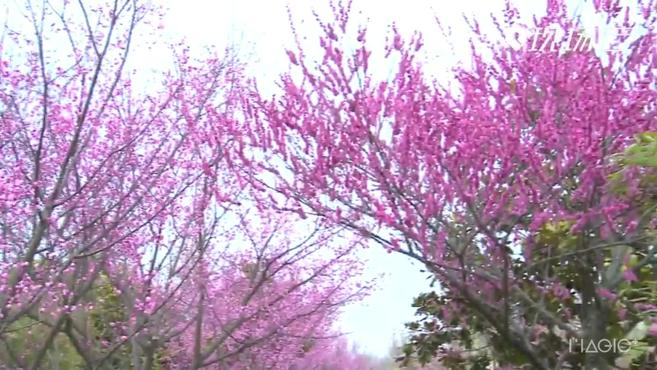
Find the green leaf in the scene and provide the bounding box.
[623,142,657,167]
[625,321,650,341]
[635,132,657,144]
[604,245,631,284]
[615,342,652,368]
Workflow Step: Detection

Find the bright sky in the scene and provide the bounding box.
[3,0,631,359]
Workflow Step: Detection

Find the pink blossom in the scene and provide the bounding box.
[623,268,639,282]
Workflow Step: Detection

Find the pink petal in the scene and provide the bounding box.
[623,268,638,282]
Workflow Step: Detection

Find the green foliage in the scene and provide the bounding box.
[87,273,134,369]
[1,317,85,369]
[0,273,170,369]
[89,274,127,342]
[398,292,503,369]
[622,132,657,168]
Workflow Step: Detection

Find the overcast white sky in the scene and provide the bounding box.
[3,0,632,359]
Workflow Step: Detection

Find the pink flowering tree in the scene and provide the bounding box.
[287,337,379,370]
[160,212,369,370]
[241,0,657,369]
[0,1,370,369]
